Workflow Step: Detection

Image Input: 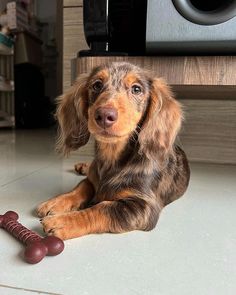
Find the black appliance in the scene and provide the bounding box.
[81,0,147,56]
[81,0,236,56]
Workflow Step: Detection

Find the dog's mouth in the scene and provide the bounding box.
[98,129,123,138]
[92,129,129,142]
[100,130,118,137]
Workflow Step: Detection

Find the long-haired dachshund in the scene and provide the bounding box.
[37,62,190,240]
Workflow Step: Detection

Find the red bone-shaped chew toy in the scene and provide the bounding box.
[0,211,64,264]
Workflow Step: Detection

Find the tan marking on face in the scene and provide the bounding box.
[123,72,140,87]
[92,69,109,83]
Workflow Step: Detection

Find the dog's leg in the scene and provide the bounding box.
[37,178,94,217]
[41,194,160,240]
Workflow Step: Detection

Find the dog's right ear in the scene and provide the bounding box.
[56,73,90,155]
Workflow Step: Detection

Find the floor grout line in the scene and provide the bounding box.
[0,283,63,295]
[0,163,56,188]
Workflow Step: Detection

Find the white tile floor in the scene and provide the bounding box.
[0,129,236,295]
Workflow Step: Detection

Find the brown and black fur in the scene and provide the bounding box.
[37,62,190,240]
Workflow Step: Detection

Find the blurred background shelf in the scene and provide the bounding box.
[0,80,14,92]
[0,49,13,56]
[0,109,14,127]
[0,50,15,128]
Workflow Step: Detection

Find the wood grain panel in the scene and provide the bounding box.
[63,6,88,91]
[173,85,236,100]
[75,56,236,86]
[64,7,83,25]
[179,99,236,164]
[183,56,236,86]
[63,24,88,87]
[63,0,82,7]
[76,56,184,84]
[64,25,87,58]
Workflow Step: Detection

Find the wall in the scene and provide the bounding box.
[36,0,56,22]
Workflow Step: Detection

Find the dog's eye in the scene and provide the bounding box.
[131,84,142,95]
[92,80,103,92]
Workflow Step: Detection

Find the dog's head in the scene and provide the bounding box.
[56,62,182,163]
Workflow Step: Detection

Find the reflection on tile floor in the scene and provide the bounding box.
[0,129,236,295]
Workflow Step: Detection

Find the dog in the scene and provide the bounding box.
[37,62,190,240]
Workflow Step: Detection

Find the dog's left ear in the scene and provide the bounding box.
[56,74,90,155]
[139,78,183,166]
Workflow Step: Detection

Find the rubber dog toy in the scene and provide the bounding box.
[0,211,64,264]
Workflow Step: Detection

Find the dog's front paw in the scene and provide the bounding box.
[37,194,74,218]
[41,212,83,240]
[74,162,90,175]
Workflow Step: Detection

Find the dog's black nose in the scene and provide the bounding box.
[95,107,118,128]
